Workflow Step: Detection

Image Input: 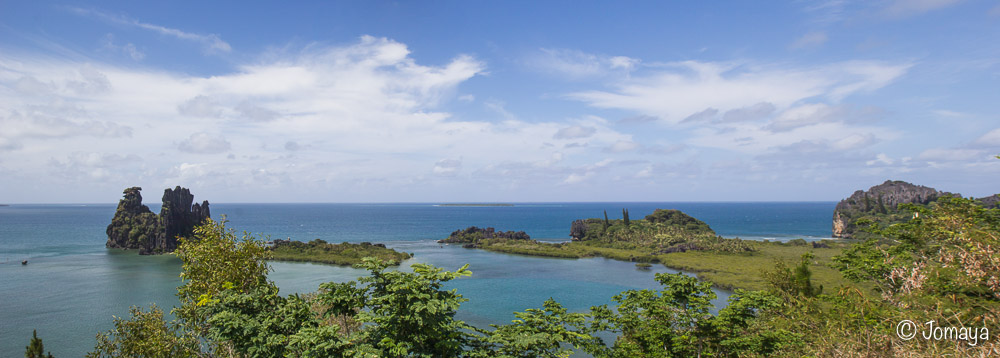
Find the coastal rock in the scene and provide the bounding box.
[156,186,211,253]
[106,186,211,255]
[832,180,947,239]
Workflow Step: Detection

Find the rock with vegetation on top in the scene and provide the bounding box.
[106,186,211,255]
[832,180,949,239]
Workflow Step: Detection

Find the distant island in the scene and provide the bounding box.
[438,203,514,207]
[832,180,999,239]
[268,239,411,266]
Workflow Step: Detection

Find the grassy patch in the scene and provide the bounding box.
[269,239,411,266]
[655,241,851,291]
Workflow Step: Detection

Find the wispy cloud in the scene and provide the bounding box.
[68,7,231,53]
[568,60,911,123]
[883,0,963,18]
[790,32,828,49]
[526,48,639,79]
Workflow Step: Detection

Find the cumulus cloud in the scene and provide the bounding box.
[0,36,644,201]
[178,133,231,154]
[178,95,223,118]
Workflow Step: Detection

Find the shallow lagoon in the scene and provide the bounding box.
[0,202,833,357]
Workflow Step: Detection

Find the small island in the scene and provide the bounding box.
[268,239,412,266]
[438,203,514,207]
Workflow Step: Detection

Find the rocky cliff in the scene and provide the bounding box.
[832,180,948,239]
[106,186,211,255]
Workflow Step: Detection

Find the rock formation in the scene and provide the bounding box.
[106,186,211,255]
[832,180,948,239]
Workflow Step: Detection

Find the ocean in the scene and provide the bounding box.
[0,202,835,357]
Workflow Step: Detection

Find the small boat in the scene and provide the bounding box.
[22,260,28,265]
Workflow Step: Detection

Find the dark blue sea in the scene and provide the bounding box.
[0,202,835,357]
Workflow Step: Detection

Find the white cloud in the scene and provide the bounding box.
[433,158,462,176]
[918,148,983,161]
[883,0,963,18]
[569,60,911,123]
[70,7,231,53]
[0,37,644,201]
[178,95,223,118]
[553,125,597,139]
[604,140,640,153]
[178,133,231,154]
[790,32,828,49]
[102,34,145,61]
[972,128,1000,147]
[527,48,639,79]
[866,153,894,166]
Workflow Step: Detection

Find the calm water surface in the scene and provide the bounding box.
[0,202,834,357]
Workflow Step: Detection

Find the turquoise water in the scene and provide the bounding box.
[0,202,834,357]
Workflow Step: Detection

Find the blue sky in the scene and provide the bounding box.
[1,1,999,203]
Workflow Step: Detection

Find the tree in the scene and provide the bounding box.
[622,209,630,228]
[603,210,610,232]
[173,218,274,329]
[348,257,474,357]
[25,330,54,358]
[86,306,199,358]
[469,299,604,358]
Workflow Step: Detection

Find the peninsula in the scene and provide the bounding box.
[440,208,849,291]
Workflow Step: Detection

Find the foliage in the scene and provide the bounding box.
[25,330,54,358]
[764,252,823,297]
[589,273,799,357]
[440,226,531,244]
[469,299,605,358]
[269,239,411,266]
[351,257,474,357]
[86,305,200,358]
[174,218,274,330]
[201,285,350,358]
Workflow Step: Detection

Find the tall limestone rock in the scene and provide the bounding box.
[156,186,212,253]
[832,180,947,239]
[106,187,161,252]
[106,186,211,255]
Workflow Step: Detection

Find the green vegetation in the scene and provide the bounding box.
[269,239,412,266]
[25,330,54,358]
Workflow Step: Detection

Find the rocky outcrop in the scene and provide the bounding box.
[832,180,948,239]
[157,187,211,253]
[977,194,1000,209]
[106,186,211,255]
